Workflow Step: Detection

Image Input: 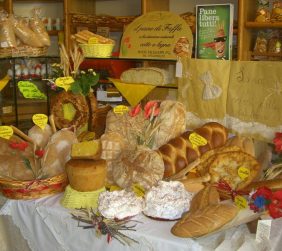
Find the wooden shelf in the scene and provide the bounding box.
[245,21,282,29]
[48,30,64,36]
[251,51,282,57]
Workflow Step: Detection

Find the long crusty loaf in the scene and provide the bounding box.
[157,122,228,178]
[171,203,239,238]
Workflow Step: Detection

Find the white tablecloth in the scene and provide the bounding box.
[0,193,279,251]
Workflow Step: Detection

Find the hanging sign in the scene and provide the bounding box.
[32,114,48,130]
[120,11,193,59]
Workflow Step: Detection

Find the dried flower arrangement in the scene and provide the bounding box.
[71,208,140,246]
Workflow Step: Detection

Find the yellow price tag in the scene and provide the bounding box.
[0,75,10,91]
[132,183,145,197]
[109,185,122,192]
[234,195,248,209]
[32,114,48,130]
[55,77,74,91]
[88,37,99,44]
[0,126,13,140]
[113,105,129,115]
[189,132,208,149]
[18,81,47,100]
[238,167,250,180]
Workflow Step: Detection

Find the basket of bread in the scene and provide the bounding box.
[0,9,50,58]
[0,116,77,200]
[73,30,115,58]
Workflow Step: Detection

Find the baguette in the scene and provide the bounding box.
[171,203,239,238]
[157,122,228,178]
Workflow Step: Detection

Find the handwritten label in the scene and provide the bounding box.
[0,126,13,139]
[189,132,208,149]
[234,195,248,209]
[18,81,47,100]
[113,105,129,114]
[55,77,74,91]
[132,183,145,197]
[32,114,48,130]
[238,167,250,180]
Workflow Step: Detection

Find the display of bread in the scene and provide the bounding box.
[158,122,228,178]
[65,159,106,192]
[120,67,170,86]
[71,140,101,160]
[74,30,115,44]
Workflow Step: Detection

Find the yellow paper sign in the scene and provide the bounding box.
[0,75,10,91]
[238,167,250,180]
[88,37,98,44]
[109,185,122,192]
[113,105,129,114]
[32,114,48,130]
[234,195,248,209]
[132,183,145,197]
[55,77,74,91]
[18,81,47,100]
[189,132,208,149]
[0,126,13,140]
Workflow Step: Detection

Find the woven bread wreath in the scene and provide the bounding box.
[51,91,90,129]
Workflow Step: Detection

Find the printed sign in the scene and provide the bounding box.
[55,77,74,91]
[0,126,13,139]
[32,114,48,130]
[120,11,193,59]
[18,81,47,100]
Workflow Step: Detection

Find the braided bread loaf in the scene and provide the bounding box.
[157,122,228,178]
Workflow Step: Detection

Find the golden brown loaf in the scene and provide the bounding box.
[171,203,239,238]
[189,185,220,213]
[65,159,106,192]
[157,122,228,178]
[225,136,255,157]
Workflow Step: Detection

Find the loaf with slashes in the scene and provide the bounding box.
[157,122,228,178]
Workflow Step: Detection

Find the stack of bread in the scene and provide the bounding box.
[61,138,107,209]
[73,30,115,45]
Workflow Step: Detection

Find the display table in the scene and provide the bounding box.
[0,193,279,251]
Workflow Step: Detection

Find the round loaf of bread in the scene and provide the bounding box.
[66,159,106,192]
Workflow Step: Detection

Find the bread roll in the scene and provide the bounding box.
[158,122,228,178]
[120,67,169,86]
[171,203,239,238]
[66,159,106,192]
[225,136,255,156]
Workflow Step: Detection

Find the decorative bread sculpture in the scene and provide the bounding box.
[157,122,228,178]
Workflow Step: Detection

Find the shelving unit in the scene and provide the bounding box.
[238,0,282,61]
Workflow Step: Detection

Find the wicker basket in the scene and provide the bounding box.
[0,173,68,200]
[0,46,48,58]
[79,43,114,58]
